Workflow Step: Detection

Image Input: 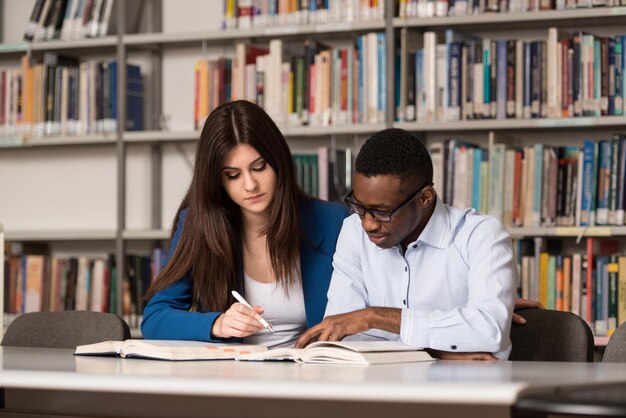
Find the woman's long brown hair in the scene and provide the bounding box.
[144,100,303,312]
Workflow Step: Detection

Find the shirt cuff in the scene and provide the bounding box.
[400,308,429,348]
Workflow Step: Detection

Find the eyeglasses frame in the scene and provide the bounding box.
[344,181,434,222]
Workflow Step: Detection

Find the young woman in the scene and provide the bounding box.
[141,100,348,347]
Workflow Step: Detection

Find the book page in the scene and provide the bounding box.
[300,347,434,365]
[75,340,268,361]
[237,347,304,362]
[305,340,423,353]
[74,340,125,356]
[120,340,268,361]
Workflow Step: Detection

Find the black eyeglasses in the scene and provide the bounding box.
[344,182,433,222]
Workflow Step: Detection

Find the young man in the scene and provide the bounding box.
[296,128,518,360]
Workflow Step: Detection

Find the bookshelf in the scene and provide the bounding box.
[393,0,626,344]
[2,0,624,343]
[0,0,394,332]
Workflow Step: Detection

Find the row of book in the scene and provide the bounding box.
[24,0,115,42]
[3,250,165,329]
[0,54,143,141]
[398,0,626,18]
[514,237,626,336]
[293,146,352,200]
[396,28,626,123]
[431,134,626,228]
[221,0,386,30]
[194,34,387,130]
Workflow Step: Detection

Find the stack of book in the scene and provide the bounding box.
[194,34,387,130]
[222,0,386,30]
[398,0,626,18]
[396,28,626,123]
[24,0,115,42]
[3,249,165,330]
[0,54,143,142]
[430,134,626,229]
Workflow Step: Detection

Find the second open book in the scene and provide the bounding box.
[74,339,434,365]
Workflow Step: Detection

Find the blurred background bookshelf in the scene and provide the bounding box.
[2,0,626,345]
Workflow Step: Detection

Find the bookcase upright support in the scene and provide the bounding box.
[115,0,128,318]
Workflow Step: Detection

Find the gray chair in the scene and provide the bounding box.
[509,308,594,362]
[1,311,130,349]
[602,321,626,362]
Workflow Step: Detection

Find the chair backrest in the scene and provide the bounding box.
[0,223,4,336]
[509,308,594,362]
[1,311,130,349]
[602,321,626,362]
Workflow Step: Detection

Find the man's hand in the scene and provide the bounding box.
[295,307,401,348]
[512,298,544,325]
[295,310,371,348]
[211,302,265,339]
[427,349,497,361]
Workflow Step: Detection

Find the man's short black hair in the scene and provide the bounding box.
[355,128,433,185]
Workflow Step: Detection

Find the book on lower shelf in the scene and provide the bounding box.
[74,339,434,365]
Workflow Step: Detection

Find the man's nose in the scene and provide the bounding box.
[361,212,381,232]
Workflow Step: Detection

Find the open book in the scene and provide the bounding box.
[74,339,433,365]
[74,339,268,361]
[238,340,434,365]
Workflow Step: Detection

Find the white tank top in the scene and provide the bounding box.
[242,271,307,348]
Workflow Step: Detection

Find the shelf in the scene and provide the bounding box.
[595,335,610,347]
[393,6,626,29]
[4,229,172,241]
[395,116,626,132]
[0,134,117,149]
[124,131,198,143]
[0,42,29,56]
[122,229,170,240]
[5,230,117,241]
[124,21,386,47]
[124,124,385,143]
[282,123,387,137]
[0,37,118,57]
[507,226,626,239]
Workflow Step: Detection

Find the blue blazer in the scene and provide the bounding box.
[141,198,349,341]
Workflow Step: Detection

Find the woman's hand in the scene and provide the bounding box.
[211,302,266,339]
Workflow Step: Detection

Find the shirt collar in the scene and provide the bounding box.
[410,196,449,249]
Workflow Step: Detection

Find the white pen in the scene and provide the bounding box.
[231,290,275,333]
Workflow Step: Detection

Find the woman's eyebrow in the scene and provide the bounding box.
[222,157,264,170]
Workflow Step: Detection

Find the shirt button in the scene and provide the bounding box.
[413,244,417,249]
[404,267,408,272]
[451,345,457,350]
[403,299,406,305]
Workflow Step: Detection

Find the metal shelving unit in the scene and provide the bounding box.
[122,229,169,240]
[124,20,386,47]
[2,1,626,342]
[393,6,626,29]
[395,116,626,132]
[507,226,626,239]
[4,230,117,241]
[0,134,116,149]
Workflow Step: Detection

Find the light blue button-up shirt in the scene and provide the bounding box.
[325,197,517,359]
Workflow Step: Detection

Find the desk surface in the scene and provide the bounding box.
[2,346,626,407]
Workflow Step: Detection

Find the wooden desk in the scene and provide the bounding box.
[1,346,625,418]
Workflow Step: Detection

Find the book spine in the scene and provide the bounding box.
[447,41,462,121]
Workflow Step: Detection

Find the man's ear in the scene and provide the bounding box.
[420,186,435,207]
